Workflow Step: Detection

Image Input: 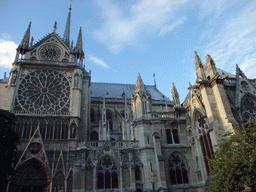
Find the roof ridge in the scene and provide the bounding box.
[91,82,156,87]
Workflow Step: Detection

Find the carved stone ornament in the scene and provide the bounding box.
[241,81,250,92]
[39,44,61,60]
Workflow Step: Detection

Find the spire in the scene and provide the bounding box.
[74,27,83,54]
[171,83,180,107]
[63,7,71,47]
[194,51,206,80]
[134,73,146,93]
[18,22,31,53]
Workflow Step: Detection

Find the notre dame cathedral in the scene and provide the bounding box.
[0,7,255,192]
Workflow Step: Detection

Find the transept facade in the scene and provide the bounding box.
[0,9,255,192]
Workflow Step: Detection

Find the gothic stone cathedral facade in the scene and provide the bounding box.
[1,10,256,192]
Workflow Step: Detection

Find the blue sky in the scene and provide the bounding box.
[0,0,255,102]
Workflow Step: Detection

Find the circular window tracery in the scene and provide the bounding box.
[39,44,61,60]
[16,70,70,112]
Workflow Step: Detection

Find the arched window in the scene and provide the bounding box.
[62,121,69,139]
[90,131,98,141]
[91,109,96,123]
[40,120,46,139]
[97,156,118,189]
[169,154,189,185]
[54,120,61,139]
[241,97,256,122]
[196,114,213,175]
[135,165,141,181]
[23,120,31,139]
[46,120,54,139]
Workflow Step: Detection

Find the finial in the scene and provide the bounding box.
[53,21,57,33]
[153,73,156,87]
[135,73,146,93]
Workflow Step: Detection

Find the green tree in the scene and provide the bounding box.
[205,120,256,192]
[0,109,20,192]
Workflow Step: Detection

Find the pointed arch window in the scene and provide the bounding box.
[135,165,141,181]
[241,97,256,123]
[90,131,98,141]
[97,156,118,189]
[40,120,46,139]
[169,154,189,185]
[197,114,214,175]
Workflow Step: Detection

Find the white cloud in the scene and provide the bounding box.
[0,34,18,68]
[204,1,256,78]
[88,55,109,68]
[93,0,188,53]
[159,16,187,36]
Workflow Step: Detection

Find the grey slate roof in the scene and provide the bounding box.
[90,82,170,101]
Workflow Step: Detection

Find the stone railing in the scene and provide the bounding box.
[13,110,70,116]
[77,140,139,150]
[17,59,76,66]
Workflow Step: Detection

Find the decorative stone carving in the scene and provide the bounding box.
[39,44,61,60]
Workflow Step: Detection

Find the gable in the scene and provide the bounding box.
[25,33,71,62]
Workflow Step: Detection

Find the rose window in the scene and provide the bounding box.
[39,44,61,60]
[16,70,70,112]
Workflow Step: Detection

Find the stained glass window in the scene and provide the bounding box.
[97,156,118,189]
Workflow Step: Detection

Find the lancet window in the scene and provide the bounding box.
[196,114,213,174]
[166,128,179,144]
[16,118,70,140]
[135,165,141,181]
[169,154,189,185]
[97,156,118,189]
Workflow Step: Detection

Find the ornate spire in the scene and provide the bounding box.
[134,73,146,93]
[74,27,83,53]
[63,7,71,47]
[171,83,180,107]
[18,22,31,53]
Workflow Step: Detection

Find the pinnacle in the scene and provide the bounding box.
[18,22,31,53]
[74,27,83,53]
[194,51,203,68]
[135,73,146,93]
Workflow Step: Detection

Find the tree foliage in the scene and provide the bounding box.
[205,120,256,192]
[0,109,20,192]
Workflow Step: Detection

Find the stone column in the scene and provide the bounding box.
[119,165,123,192]
[93,165,97,192]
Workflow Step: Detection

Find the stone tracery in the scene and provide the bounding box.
[15,69,70,112]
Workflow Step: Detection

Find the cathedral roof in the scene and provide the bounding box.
[90,82,170,101]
